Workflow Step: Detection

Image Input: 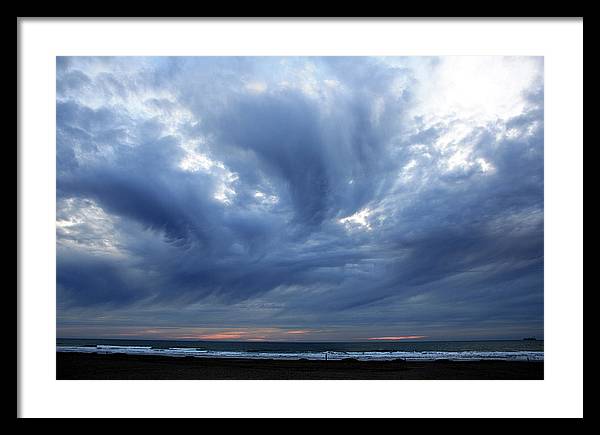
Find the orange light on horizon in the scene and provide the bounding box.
[367,335,427,340]
[195,332,246,340]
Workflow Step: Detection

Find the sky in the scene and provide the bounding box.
[56,56,544,342]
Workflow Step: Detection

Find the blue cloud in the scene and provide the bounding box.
[56,56,544,340]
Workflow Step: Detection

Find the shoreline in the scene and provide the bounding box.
[57,352,544,380]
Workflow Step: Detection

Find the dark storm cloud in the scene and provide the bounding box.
[56,56,544,340]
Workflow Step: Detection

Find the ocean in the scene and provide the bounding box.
[57,338,544,361]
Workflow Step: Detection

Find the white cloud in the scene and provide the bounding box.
[245,81,268,93]
[339,208,373,231]
[412,57,542,125]
[213,172,239,205]
[254,191,279,205]
[56,198,124,256]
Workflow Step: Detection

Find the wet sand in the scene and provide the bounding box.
[57,352,544,380]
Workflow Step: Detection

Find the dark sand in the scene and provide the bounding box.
[57,352,543,380]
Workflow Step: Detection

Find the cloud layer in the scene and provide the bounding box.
[56,57,544,341]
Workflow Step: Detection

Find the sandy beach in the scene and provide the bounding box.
[57,352,544,380]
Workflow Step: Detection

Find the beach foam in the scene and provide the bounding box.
[56,345,543,361]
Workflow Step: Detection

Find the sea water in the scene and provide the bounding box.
[56,338,544,361]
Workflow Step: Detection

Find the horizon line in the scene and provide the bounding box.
[56,336,543,343]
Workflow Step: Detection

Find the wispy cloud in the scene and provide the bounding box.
[56,56,544,341]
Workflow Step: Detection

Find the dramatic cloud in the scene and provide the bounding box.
[56,57,544,341]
